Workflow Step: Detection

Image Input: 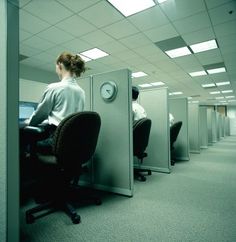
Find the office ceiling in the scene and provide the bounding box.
[19,0,236,105]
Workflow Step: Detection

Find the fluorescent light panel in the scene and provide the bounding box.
[215,96,224,99]
[189,71,207,77]
[216,81,230,86]
[170,91,183,95]
[210,91,220,94]
[225,96,235,99]
[157,0,168,3]
[138,83,152,88]
[207,67,226,74]
[78,54,91,62]
[150,81,165,86]
[222,90,233,93]
[189,39,218,53]
[228,100,236,102]
[80,48,109,60]
[107,0,155,17]
[132,71,148,78]
[201,83,215,88]
[165,46,191,58]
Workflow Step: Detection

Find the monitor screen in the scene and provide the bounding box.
[19,102,37,120]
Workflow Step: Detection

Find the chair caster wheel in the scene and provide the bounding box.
[148,170,152,175]
[71,214,81,224]
[26,214,35,224]
[95,199,102,205]
[140,176,146,182]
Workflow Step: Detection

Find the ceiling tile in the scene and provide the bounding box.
[133,43,163,57]
[128,5,169,31]
[113,49,141,61]
[79,1,124,28]
[23,0,73,24]
[20,9,50,34]
[174,55,202,70]
[173,11,212,35]
[20,29,32,42]
[182,27,215,45]
[195,49,223,65]
[144,24,178,42]
[20,43,42,57]
[160,0,206,21]
[205,0,233,9]
[56,15,96,37]
[22,36,55,51]
[119,33,152,49]
[214,19,236,37]
[19,0,32,8]
[56,0,101,13]
[60,38,91,53]
[80,29,115,46]
[33,52,56,64]
[217,33,236,47]
[208,1,236,25]
[37,26,74,45]
[102,19,139,39]
[98,41,129,55]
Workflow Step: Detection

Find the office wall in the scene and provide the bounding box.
[188,103,200,153]
[227,106,236,135]
[139,87,170,173]
[169,98,189,161]
[0,1,19,241]
[20,78,47,102]
[92,69,133,196]
[77,76,92,111]
[199,106,208,149]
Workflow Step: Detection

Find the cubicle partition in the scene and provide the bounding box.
[219,114,223,139]
[207,108,213,145]
[169,98,189,161]
[212,111,217,143]
[139,87,171,173]
[92,69,133,196]
[216,112,220,141]
[225,117,230,136]
[222,116,226,137]
[199,106,208,149]
[188,103,200,154]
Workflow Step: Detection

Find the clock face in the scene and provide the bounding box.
[100,81,117,102]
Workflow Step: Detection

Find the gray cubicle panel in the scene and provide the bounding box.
[77,76,92,184]
[225,117,230,136]
[207,109,213,145]
[169,98,189,161]
[216,112,220,140]
[188,103,200,154]
[92,69,133,197]
[139,87,170,173]
[77,76,92,111]
[212,111,217,143]
[222,116,226,137]
[219,114,223,138]
[199,106,208,149]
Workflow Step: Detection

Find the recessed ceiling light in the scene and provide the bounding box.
[150,81,165,86]
[215,96,224,99]
[219,100,227,103]
[222,90,233,93]
[215,81,230,86]
[228,100,236,102]
[80,48,109,60]
[189,39,218,53]
[191,100,199,103]
[170,91,183,95]
[132,72,148,78]
[189,71,207,77]
[210,91,221,94]
[201,83,215,88]
[165,46,191,58]
[138,83,152,88]
[107,0,156,17]
[207,67,226,74]
[156,0,168,3]
[78,54,92,62]
[225,96,235,99]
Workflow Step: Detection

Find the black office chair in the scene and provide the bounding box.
[24,111,101,224]
[170,121,182,166]
[133,118,152,181]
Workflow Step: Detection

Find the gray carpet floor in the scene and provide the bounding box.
[20,136,236,242]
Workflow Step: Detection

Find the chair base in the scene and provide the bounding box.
[134,168,152,182]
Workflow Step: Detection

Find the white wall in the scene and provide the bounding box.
[227,106,236,135]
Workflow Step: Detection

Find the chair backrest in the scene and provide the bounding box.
[53,111,101,172]
[170,121,182,149]
[133,118,152,157]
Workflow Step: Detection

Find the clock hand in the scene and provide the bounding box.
[106,89,111,94]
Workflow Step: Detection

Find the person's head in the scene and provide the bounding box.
[132,86,139,101]
[56,52,86,79]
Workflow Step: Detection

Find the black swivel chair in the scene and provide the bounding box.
[170,121,182,166]
[133,118,152,181]
[24,111,101,224]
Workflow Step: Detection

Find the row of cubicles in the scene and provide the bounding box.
[23,68,228,198]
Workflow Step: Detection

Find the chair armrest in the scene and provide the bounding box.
[23,126,47,141]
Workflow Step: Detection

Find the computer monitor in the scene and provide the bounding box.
[19,101,37,121]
